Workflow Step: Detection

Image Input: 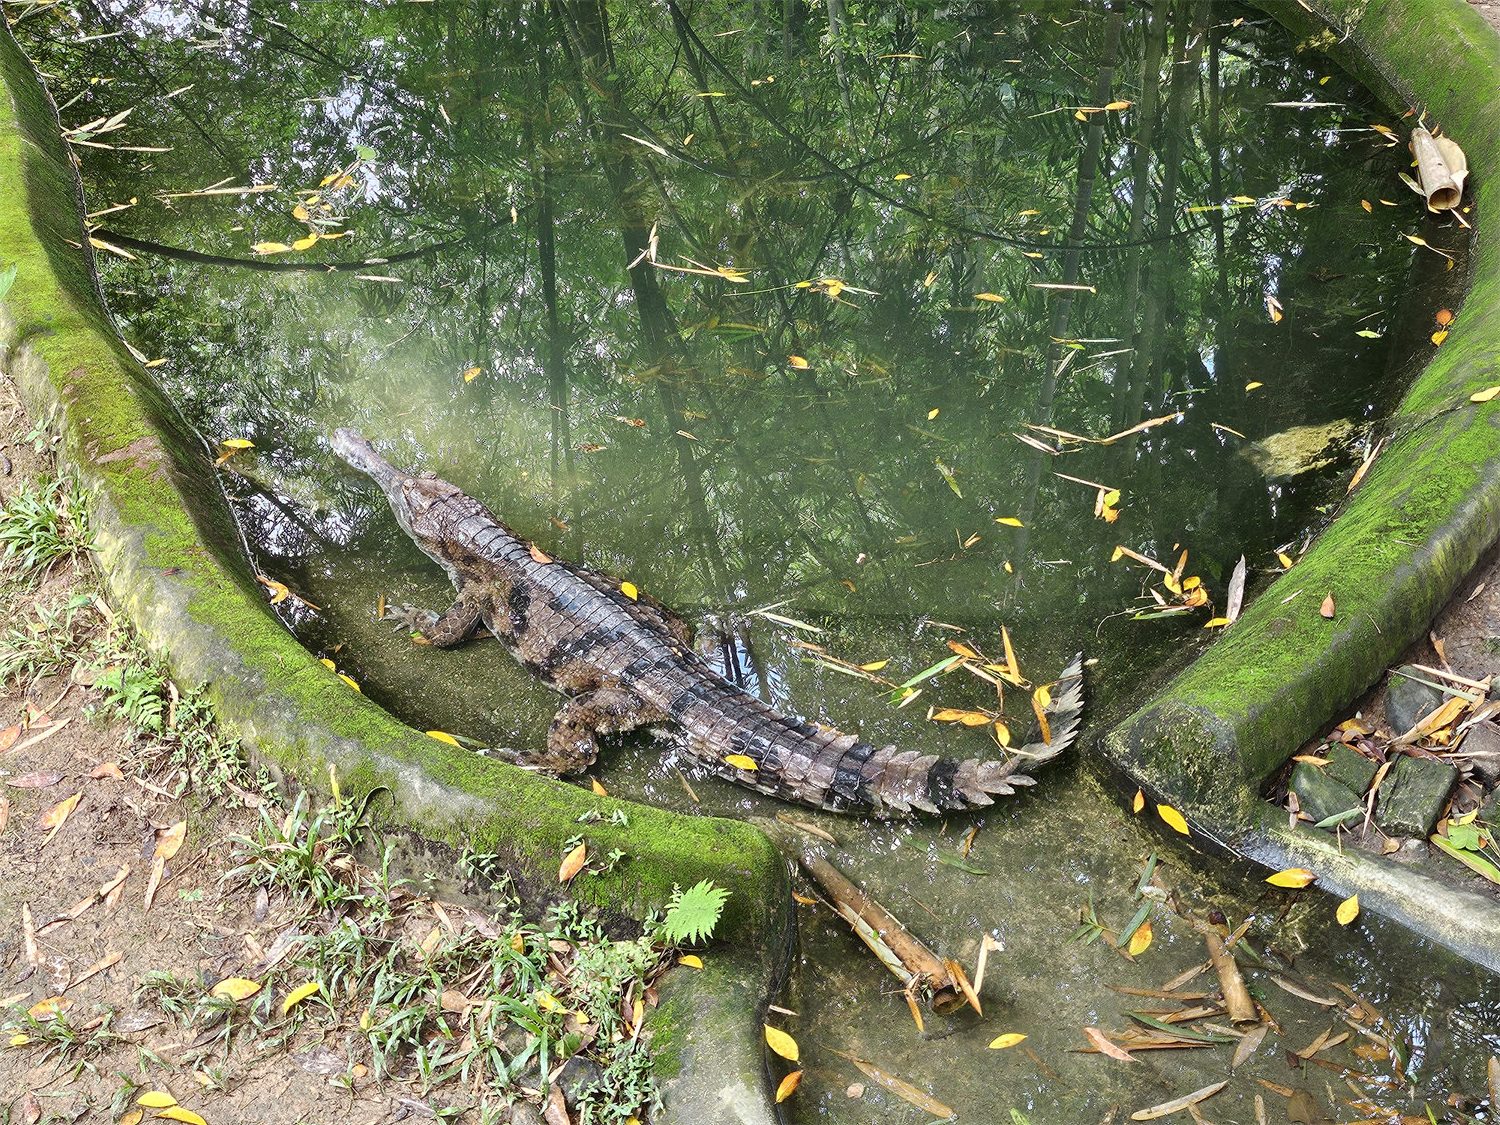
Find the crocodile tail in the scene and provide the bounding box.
[861,653,1085,816]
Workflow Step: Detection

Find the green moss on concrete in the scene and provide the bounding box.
[1105,0,1500,967]
[0,26,787,1122]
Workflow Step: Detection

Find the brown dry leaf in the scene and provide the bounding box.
[1084,1026,1136,1062]
[1265,294,1284,323]
[944,958,983,1016]
[558,841,587,883]
[439,989,470,1013]
[69,951,122,990]
[120,1112,144,1125]
[835,1052,954,1120]
[155,821,187,860]
[143,855,166,911]
[1319,593,1336,619]
[0,794,9,832]
[37,792,80,846]
[9,772,62,788]
[775,1070,803,1103]
[1232,1023,1268,1069]
[0,724,19,753]
[90,762,125,780]
[28,995,72,1021]
[528,542,553,564]
[1131,1080,1228,1120]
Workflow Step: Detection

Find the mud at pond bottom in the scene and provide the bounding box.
[753,764,1500,1124]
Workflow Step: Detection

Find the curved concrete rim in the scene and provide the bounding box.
[1105,0,1500,971]
[0,25,787,1124]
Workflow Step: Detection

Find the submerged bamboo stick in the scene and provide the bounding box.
[1204,931,1258,1026]
[796,852,965,1013]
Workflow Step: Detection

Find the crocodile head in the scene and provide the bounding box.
[332,428,473,574]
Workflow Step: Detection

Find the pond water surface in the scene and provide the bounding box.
[17,1,1500,1120]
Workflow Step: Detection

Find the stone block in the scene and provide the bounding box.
[1376,755,1459,838]
[1290,761,1362,825]
[1385,665,1444,735]
[1325,742,1379,794]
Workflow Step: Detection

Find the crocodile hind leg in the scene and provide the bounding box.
[385,587,487,648]
[536,686,666,775]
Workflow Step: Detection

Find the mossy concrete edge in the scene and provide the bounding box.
[0,23,788,1121]
[1104,0,1500,970]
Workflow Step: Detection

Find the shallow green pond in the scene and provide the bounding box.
[17,0,1498,1120]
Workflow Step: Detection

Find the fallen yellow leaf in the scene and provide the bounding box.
[678,954,703,969]
[281,981,321,1014]
[787,355,810,369]
[1336,894,1360,925]
[1128,920,1153,956]
[462,365,482,383]
[155,820,187,861]
[426,730,461,746]
[1471,386,1500,403]
[28,996,71,1020]
[1245,381,1264,392]
[988,1032,1027,1049]
[1132,789,1144,814]
[620,581,639,600]
[1156,804,1190,836]
[558,841,587,883]
[975,292,1006,303]
[724,753,758,771]
[995,516,1023,528]
[590,777,608,797]
[291,234,318,251]
[1266,867,1317,888]
[764,1024,799,1062]
[154,1107,207,1125]
[210,978,262,1001]
[136,1092,179,1109]
[250,241,290,255]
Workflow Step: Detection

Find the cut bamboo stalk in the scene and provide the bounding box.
[1204,931,1258,1026]
[1411,127,1468,212]
[797,852,965,1013]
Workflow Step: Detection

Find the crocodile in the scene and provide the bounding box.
[331,428,1084,815]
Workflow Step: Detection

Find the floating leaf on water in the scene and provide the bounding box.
[723,754,758,771]
[1436,308,1455,327]
[1355,329,1383,338]
[994,516,1023,528]
[1277,551,1296,569]
[590,777,608,797]
[1245,381,1263,392]
[558,841,587,883]
[337,674,360,691]
[528,543,553,564]
[281,981,321,1013]
[291,234,318,251]
[257,575,290,605]
[927,408,939,420]
[1132,789,1144,814]
[1156,805,1190,836]
[1203,617,1231,629]
[1127,920,1153,956]
[975,292,1006,303]
[1265,294,1283,323]
[1266,867,1316,888]
[935,459,962,497]
[461,365,482,382]
[860,659,889,672]
[1084,1026,1136,1062]
[1360,199,1373,212]
[1130,1080,1229,1121]
[765,1024,800,1062]
[775,1071,803,1103]
[1336,894,1360,925]
[787,355,810,369]
[988,1032,1027,1049]
[250,241,290,255]
[425,731,460,746]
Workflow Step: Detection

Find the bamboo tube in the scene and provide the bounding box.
[1204,931,1258,1026]
[797,852,965,1013]
[1411,127,1468,212]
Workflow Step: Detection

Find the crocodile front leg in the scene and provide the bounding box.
[388,587,489,648]
[540,686,666,775]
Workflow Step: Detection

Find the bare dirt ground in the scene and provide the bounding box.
[0,383,411,1123]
